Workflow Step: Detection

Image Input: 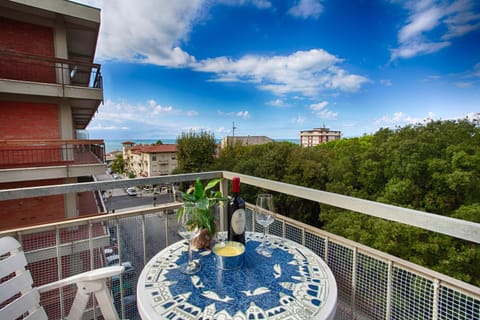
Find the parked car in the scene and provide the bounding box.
[121,261,135,277]
[106,254,120,266]
[111,262,136,300]
[107,256,134,275]
[126,187,137,196]
[104,247,116,258]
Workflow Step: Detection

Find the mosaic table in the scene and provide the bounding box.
[137,232,337,319]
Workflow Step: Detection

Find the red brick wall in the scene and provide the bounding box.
[0,101,62,166]
[0,16,56,83]
[0,101,60,139]
[0,179,65,230]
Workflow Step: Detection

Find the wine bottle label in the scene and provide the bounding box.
[231,208,246,234]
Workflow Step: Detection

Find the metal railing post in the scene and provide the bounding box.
[351,247,358,320]
[432,279,440,320]
[386,261,393,320]
[56,227,66,319]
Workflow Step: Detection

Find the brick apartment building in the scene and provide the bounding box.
[122,142,178,177]
[0,0,106,229]
[300,127,341,147]
[0,2,108,314]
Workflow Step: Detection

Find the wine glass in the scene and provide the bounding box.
[255,194,275,257]
[178,202,201,274]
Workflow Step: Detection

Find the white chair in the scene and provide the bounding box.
[0,236,124,320]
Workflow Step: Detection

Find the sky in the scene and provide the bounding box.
[75,0,480,141]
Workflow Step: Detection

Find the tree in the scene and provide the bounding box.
[206,119,480,285]
[110,154,125,174]
[152,140,163,145]
[175,130,217,173]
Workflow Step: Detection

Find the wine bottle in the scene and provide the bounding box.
[228,177,246,244]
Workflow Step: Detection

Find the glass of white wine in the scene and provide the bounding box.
[255,194,275,257]
[178,202,201,274]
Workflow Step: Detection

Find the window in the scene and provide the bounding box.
[152,155,157,161]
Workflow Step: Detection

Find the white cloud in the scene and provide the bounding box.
[148,100,175,114]
[90,99,196,128]
[218,110,250,119]
[375,111,436,126]
[194,49,369,96]
[293,115,306,125]
[217,0,272,9]
[310,101,337,119]
[78,0,206,67]
[474,63,480,77]
[74,0,272,67]
[455,81,473,88]
[314,110,337,120]
[236,111,250,119]
[398,5,442,43]
[216,126,230,134]
[288,0,323,19]
[88,124,129,131]
[391,0,480,60]
[266,99,286,107]
[391,40,450,60]
[310,101,329,110]
[74,1,367,99]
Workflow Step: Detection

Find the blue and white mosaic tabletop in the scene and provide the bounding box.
[137,232,337,319]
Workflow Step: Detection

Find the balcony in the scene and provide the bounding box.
[0,49,103,129]
[0,139,106,183]
[0,171,479,319]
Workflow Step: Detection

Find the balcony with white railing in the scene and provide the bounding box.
[0,171,479,320]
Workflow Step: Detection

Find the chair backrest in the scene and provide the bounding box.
[0,236,48,320]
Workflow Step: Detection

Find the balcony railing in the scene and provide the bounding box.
[0,49,102,89]
[0,139,105,169]
[0,171,479,320]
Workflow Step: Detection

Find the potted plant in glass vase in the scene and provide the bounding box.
[177,178,225,249]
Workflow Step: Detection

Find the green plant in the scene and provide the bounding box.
[177,178,225,236]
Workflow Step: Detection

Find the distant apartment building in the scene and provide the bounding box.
[300,127,341,147]
[122,142,178,177]
[221,135,274,149]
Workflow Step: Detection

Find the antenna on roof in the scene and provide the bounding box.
[232,122,237,137]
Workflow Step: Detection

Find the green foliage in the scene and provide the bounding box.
[177,178,225,235]
[213,119,480,285]
[175,130,217,173]
[110,154,125,174]
[153,140,163,145]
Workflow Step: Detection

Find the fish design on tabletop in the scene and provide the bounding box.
[202,291,234,303]
[191,275,205,289]
[241,287,270,296]
[273,264,282,278]
[288,260,299,266]
[199,250,211,256]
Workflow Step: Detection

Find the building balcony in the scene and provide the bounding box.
[0,49,103,129]
[0,171,478,319]
[0,139,106,183]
